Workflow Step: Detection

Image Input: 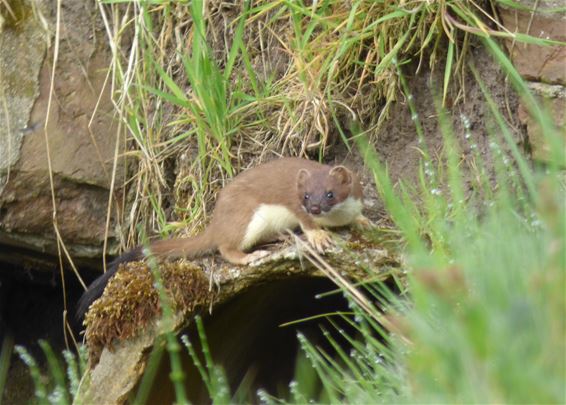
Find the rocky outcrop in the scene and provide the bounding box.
[0,1,562,401]
[0,0,120,271]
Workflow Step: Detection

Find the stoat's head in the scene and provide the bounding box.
[297,165,353,216]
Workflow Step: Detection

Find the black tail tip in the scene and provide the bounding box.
[74,246,144,322]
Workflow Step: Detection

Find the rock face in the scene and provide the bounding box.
[0,0,120,270]
[518,83,565,162]
[0,1,46,174]
[497,0,566,163]
[498,1,565,86]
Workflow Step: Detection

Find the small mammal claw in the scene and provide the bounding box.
[304,229,334,253]
[354,214,374,229]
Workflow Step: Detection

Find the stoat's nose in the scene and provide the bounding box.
[310,205,321,215]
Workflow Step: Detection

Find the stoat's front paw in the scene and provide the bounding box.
[354,214,374,229]
[304,229,333,253]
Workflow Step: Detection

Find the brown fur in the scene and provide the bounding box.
[149,158,363,264]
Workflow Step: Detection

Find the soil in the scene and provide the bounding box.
[327,43,525,223]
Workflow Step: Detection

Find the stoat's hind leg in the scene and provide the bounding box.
[218,245,270,265]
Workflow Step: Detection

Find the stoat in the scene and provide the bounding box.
[77,157,369,318]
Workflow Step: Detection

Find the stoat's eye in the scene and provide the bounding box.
[325,191,334,199]
[304,193,310,200]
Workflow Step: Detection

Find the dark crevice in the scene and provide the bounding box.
[146,277,361,404]
[0,257,87,404]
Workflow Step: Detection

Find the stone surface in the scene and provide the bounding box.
[0,0,121,268]
[498,1,566,85]
[0,0,48,180]
[81,318,171,405]
[518,82,566,162]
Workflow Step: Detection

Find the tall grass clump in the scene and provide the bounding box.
[100,0,246,246]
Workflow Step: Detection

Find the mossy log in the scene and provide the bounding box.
[76,229,399,405]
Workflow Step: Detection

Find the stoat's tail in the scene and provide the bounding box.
[75,231,216,321]
[146,230,216,260]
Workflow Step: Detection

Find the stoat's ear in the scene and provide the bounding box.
[329,166,352,186]
[297,169,311,188]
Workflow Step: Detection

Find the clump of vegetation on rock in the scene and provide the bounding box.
[84,260,212,365]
